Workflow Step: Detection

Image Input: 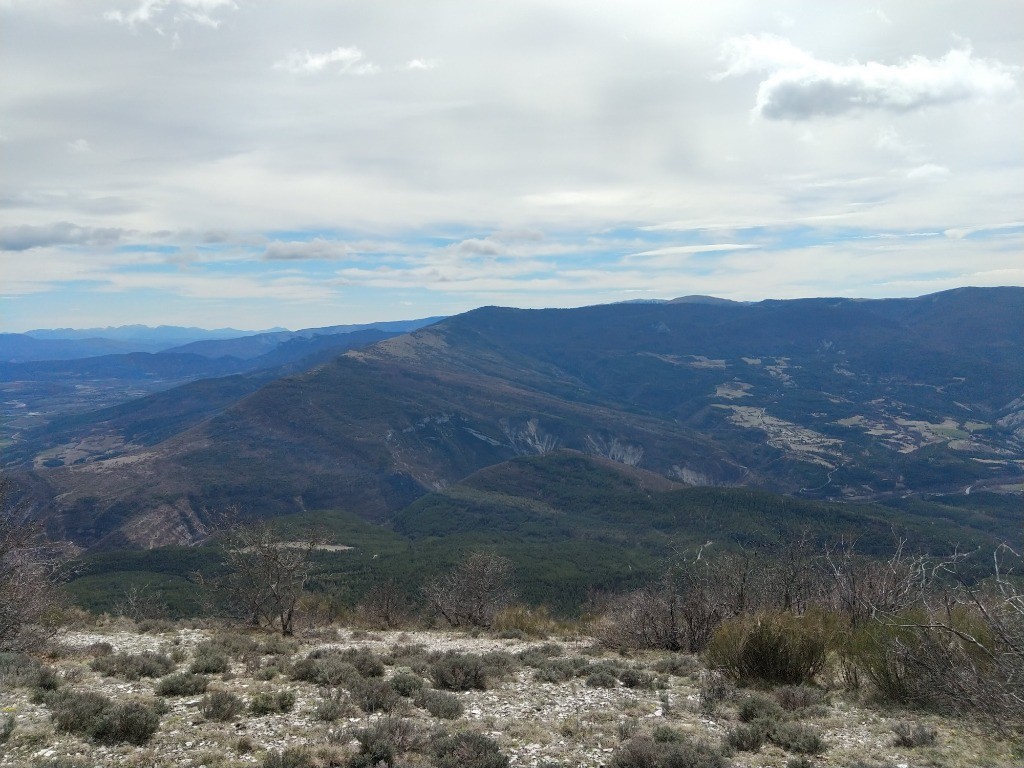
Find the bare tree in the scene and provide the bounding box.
[822,536,925,628]
[876,545,1024,733]
[115,582,169,622]
[202,511,323,636]
[0,475,66,652]
[597,548,766,653]
[357,580,413,630]
[423,552,515,628]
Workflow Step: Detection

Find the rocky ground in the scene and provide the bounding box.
[1,622,1019,768]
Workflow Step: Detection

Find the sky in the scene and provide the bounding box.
[1,0,1022,332]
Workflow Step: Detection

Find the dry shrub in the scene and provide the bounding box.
[609,734,725,768]
[491,604,558,638]
[705,612,829,687]
[423,552,516,629]
[357,581,414,630]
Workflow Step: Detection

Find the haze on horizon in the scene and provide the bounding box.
[1,0,1022,333]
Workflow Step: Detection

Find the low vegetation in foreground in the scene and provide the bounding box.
[4,476,1023,766]
[1,612,1022,768]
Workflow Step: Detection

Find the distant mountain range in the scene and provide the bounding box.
[1,319,445,362]
[5,287,1020,552]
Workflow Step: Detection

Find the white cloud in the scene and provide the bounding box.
[273,46,379,76]
[105,0,237,31]
[719,35,1018,119]
[0,2,1021,329]
[404,58,439,71]
[629,244,759,258]
[906,163,950,181]
[66,138,91,153]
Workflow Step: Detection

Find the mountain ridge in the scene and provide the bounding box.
[11,287,1023,551]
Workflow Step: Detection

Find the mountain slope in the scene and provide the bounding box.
[20,288,1024,550]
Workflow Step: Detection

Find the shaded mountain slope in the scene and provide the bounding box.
[22,288,1024,550]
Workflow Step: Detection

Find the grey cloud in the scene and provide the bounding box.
[722,36,1017,120]
[454,238,505,256]
[0,222,127,251]
[261,238,392,261]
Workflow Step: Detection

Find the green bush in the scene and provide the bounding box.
[89,700,162,745]
[312,688,357,722]
[90,651,175,681]
[517,642,563,666]
[415,688,463,719]
[0,714,14,744]
[261,747,315,768]
[432,731,509,768]
[249,688,296,715]
[189,648,229,674]
[586,670,618,688]
[0,652,51,688]
[431,653,490,691]
[290,656,360,687]
[351,677,401,713]
[47,690,162,745]
[479,651,519,679]
[343,648,386,678]
[723,722,767,752]
[619,668,656,690]
[737,693,784,723]
[204,633,259,659]
[651,654,701,677]
[533,659,581,683]
[385,643,430,673]
[258,635,298,656]
[609,735,725,768]
[199,690,243,721]
[349,716,426,768]
[155,671,208,696]
[705,613,828,687]
[651,725,685,743]
[48,690,112,734]
[768,722,827,755]
[0,657,62,691]
[390,669,427,697]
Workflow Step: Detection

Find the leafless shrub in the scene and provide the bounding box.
[822,537,925,629]
[114,583,168,622]
[597,549,768,653]
[423,551,515,629]
[848,544,1024,735]
[0,475,67,653]
[357,580,413,630]
[199,510,323,636]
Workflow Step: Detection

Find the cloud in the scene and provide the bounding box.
[105,0,237,31]
[404,58,439,71]
[273,46,379,76]
[100,271,337,301]
[0,222,127,251]
[66,138,91,154]
[451,237,505,256]
[906,163,951,181]
[719,35,1018,119]
[261,238,391,261]
[629,244,760,258]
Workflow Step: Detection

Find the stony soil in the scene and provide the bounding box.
[1,623,1019,768]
